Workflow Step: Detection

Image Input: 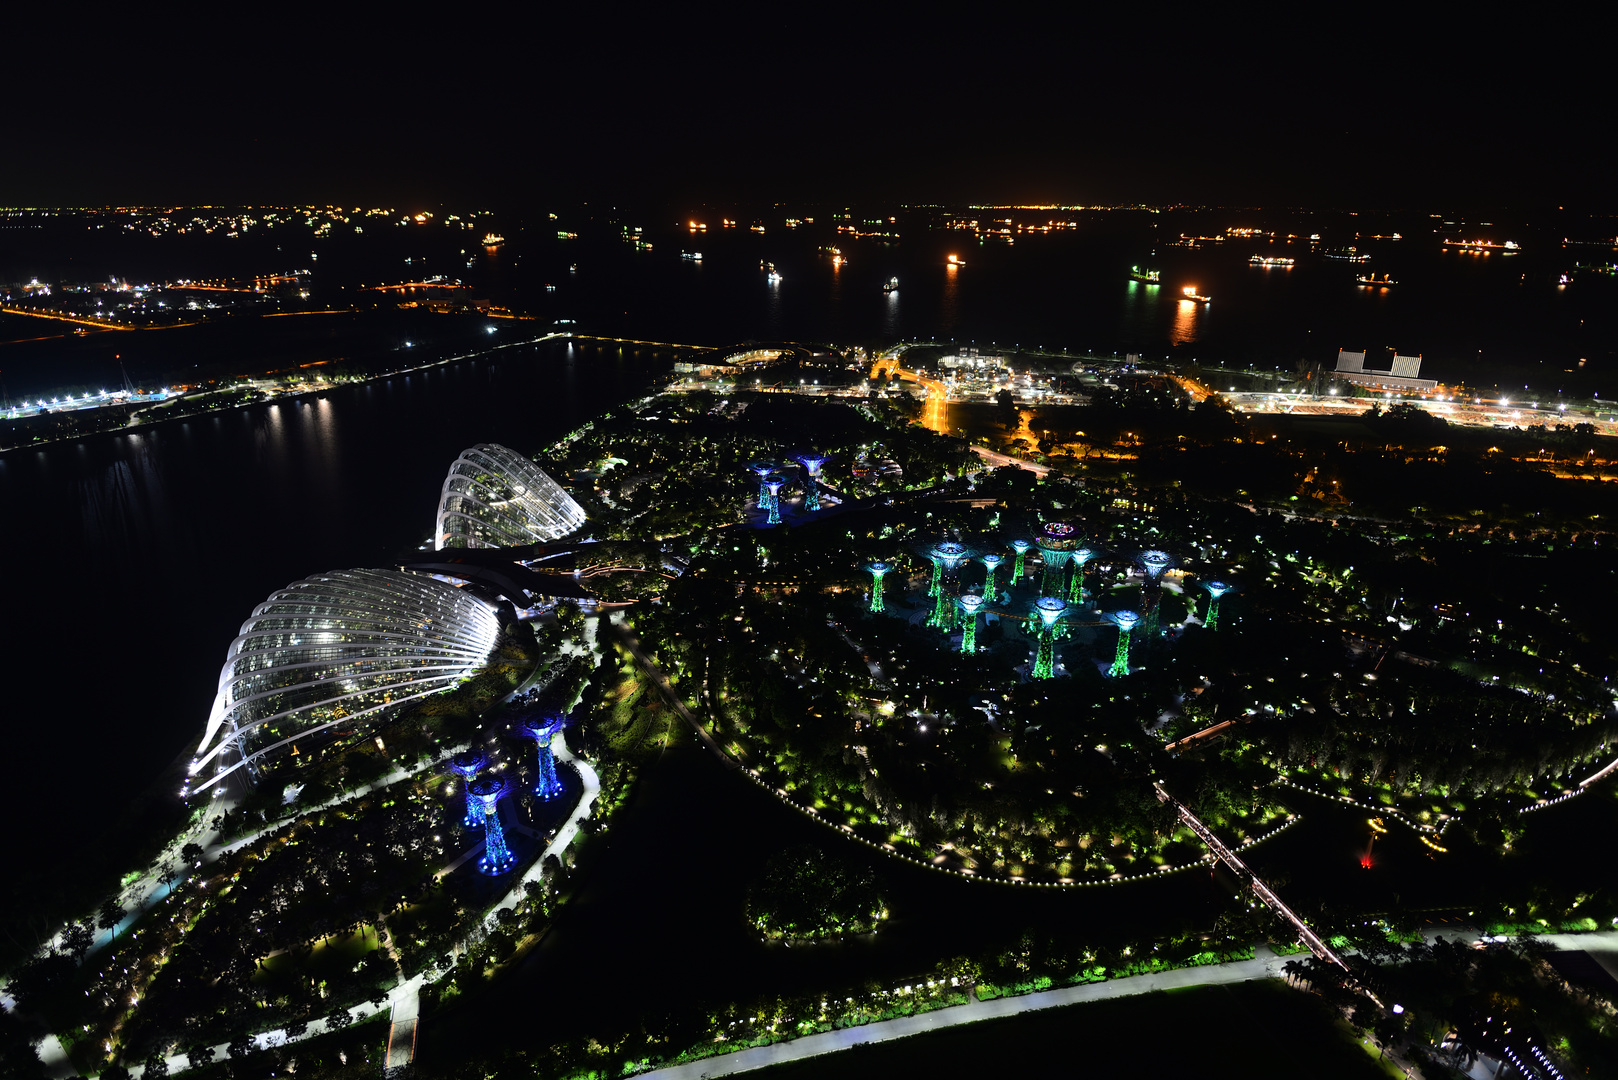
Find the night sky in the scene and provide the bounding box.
[5,11,1605,211]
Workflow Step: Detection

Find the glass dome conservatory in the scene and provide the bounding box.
[186,569,502,796]
[435,443,585,550]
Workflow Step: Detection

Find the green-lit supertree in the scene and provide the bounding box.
[866,561,892,613]
[980,553,1003,602]
[1032,596,1067,679]
[1009,539,1032,585]
[1108,610,1140,678]
[1068,546,1096,604]
[1203,581,1233,631]
[958,593,985,654]
[1036,522,1079,598]
[926,542,970,628]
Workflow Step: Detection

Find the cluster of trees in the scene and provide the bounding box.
[745,845,885,940]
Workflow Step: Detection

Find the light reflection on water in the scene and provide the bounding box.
[1170,299,1202,344]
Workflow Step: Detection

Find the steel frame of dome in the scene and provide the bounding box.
[186,569,502,796]
[434,443,585,550]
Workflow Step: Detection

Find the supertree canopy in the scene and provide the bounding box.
[1203,580,1234,631]
[958,593,985,654]
[1067,546,1096,604]
[979,553,1004,601]
[448,750,488,828]
[866,561,892,613]
[749,461,778,511]
[795,453,830,513]
[1009,539,1032,585]
[1035,522,1079,597]
[1032,596,1067,679]
[764,473,787,525]
[1109,610,1140,678]
[469,775,517,876]
[522,715,567,799]
[927,542,971,628]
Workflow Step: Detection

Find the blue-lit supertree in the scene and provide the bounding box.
[1009,539,1032,585]
[866,561,892,613]
[749,461,777,511]
[958,593,985,654]
[448,750,488,828]
[764,473,787,525]
[469,775,517,876]
[1035,522,1079,598]
[927,542,971,629]
[1032,596,1067,679]
[1137,550,1173,640]
[1203,580,1234,631]
[980,553,1004,602]
[795,453,830,512]
[1068,546,1096,605]
[1108,610,1140,678]
[521,715,566,800]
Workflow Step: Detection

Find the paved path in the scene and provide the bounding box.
[638,951,1285,1080]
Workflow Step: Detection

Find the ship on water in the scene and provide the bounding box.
[1129,264,1161,283]
[1356,273,1397,287]
[1250,255,1295,267]
[481,232,505,247]
[1181,286,1211,303]
[1323,246,1370,262]
[1443,238,1520,254]
[883,276,899,293]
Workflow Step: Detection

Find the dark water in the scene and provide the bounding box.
[0,339,668,877]
[4,209,1614,402]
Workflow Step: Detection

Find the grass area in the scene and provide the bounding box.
[251,925,383,987]
[747,980,1394,1080]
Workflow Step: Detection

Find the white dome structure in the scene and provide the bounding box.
[186,569,502,795]
[435,443,585,550]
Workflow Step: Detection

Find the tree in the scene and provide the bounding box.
[324,1005,351,1031]
[186,1043,216,1070]
[994,389,1017,429]
[61,921,94,960]
[142,1050,170,1078]
[226,1033,255,1059]
[97,898,127,942]
[180,842,204,866]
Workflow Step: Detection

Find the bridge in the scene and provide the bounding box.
[1154,782,1350,972]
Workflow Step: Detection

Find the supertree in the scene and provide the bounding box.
[795,453,830,512]
[521,715,566,799]
[1203,581,1234,631]
[1032,596,1067,679]
[748,461,777,511]
[1035,522,1079,597]
[1068,546,1096,605]
[1137,549,1173,640]
[447,750,488,828]
[469,775,517,875]
[958,593,985,654]
[764,473,787,525]
[1108,610,1140,678]
[926,542,971,628]
[865,561,892,612]
[979,553,1004,602]
[1009,539,1032,585]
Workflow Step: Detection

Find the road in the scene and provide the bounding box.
[638,948,1291,1080]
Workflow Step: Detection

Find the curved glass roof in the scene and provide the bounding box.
[187,569,501,795]
[435,443,585,550]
